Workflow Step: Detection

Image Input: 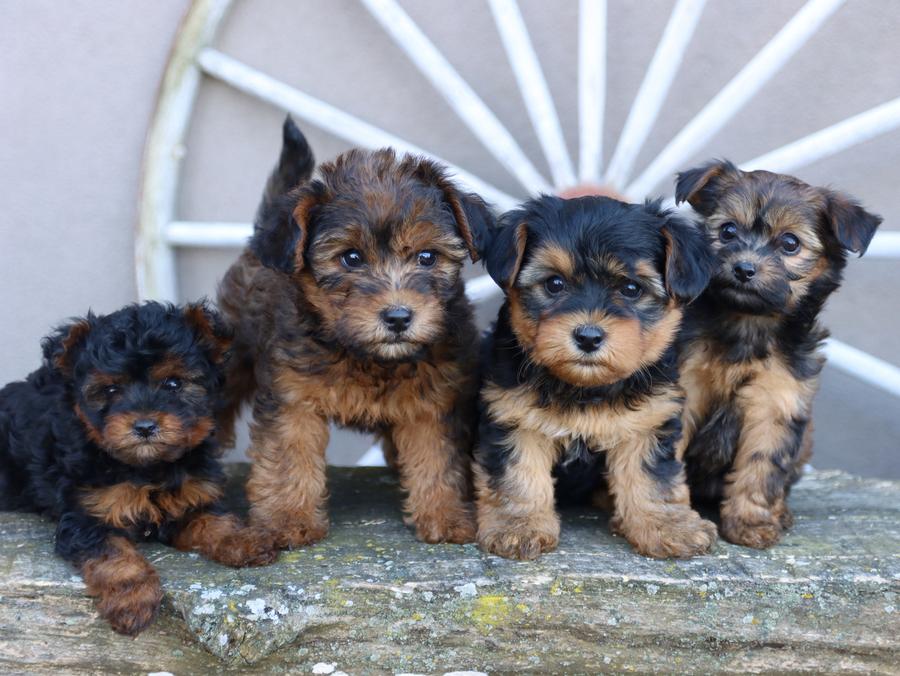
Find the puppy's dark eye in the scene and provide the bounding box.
[417,250,437,267]
[104,384,121,398]
[780,232,801,255]
[720,222,738,242]
[620,281,643,299]
[340,249,365,268]
[544,276,567,295]
[162,377,182,392]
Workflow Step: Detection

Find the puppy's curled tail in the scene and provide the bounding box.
[254,115,316,230]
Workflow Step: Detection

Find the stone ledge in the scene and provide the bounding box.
[1,466,898,674]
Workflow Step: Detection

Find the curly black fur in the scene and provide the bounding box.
[0,301,231,564]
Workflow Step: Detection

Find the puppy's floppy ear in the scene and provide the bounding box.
[406,156,495,261]
[646,202,715,303]
[42,316,93,375]
[675,159,740,216]
[447,191,495,262]
[183,301,233,364]
[821,189,882,256]
[250,182,326,274]
[484,219,527,290]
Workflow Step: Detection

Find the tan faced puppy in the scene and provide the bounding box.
[675,160,882,548]
[475,195,718,560]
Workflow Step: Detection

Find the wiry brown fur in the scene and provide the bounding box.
[172,512,278,567]
[675,160,882,548]
[80,477,223,529]
[218,121,491,548]
[223,251,480,547]
[81,536,163,636]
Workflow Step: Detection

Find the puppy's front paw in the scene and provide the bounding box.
[622,508,717,559]
[413,508,477,544]
[96,571,163,636]
[721,513,784,549]
[778,506,794,530]
[212,527,280,567]
[276,521,329,549]
[478,523,559,560]
[251,514,329,550]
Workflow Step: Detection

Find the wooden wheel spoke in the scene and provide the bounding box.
[138,0,900,401]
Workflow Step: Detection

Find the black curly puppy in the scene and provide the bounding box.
[0,302,278,636]
[474,195,718,560]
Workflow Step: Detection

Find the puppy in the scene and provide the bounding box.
[217,118,492,548]
[474,195,718,560]
[674,160,882,548]
[0,302,277,636]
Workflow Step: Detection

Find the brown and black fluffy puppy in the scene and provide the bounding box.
[674,160,882,549]
[217,118,493,548]
[0,302,277,636]
[475,195,718,560]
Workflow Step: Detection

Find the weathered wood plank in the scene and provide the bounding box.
[1,467,898,674]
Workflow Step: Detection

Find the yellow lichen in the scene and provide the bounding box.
[470,594,511,630]
[279,551,302,564]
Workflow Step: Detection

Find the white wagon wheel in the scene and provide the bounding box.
[137,0,900,431]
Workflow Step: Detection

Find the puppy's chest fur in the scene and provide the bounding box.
[277,354,473,428]
[678,316,823,480]
[679,318,823,426]
[80,476,222,531]
[483,381,682,453]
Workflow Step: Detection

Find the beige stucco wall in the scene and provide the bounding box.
[2,1,898,476]
[0,0,189,379]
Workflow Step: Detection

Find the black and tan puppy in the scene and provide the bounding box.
[217,118,492,548]
[475,195,718,560]
[0,302,277,636]
[674,160,882,548]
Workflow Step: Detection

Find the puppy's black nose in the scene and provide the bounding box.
[381,306,413,334]
[573,325,605,353]
[733,261,756,283]
[132,420,158,439]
